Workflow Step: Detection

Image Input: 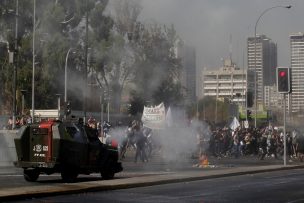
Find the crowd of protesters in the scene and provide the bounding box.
[87,117,155,163]
[118,120,159,163]
[81,117,304,163]
[5,115,32,130]
[205,126,304,161]
[5,113,304,164]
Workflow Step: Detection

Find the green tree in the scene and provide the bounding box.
[131,23,183,108]
[28,0,105,110]
[0,0,185,119]
[188,96,231,126]
[0,0,34,114]
[153,79,185,108]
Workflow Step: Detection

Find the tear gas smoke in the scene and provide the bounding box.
[105,126,127,145]
[158,118,211,163]
[0,116,9,130]
[0,132,15,166]
[107,116,212,167]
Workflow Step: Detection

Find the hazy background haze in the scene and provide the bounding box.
[139,0,304,70]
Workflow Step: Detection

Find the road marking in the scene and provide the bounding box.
[287,198,304,203]
[0,174,61,177]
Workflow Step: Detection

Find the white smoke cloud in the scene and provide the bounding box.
[139,0,304,70]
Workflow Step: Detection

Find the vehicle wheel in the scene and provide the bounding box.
[61,168,78,183]
[101,171,114,180]
[24,169,39,182]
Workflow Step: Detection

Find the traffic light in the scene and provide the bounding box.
[65,101,71,116]
[247,110,252,120]
[277,67,291,93]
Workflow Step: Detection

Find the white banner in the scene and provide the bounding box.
[141,103,166,129]
[230,117,240,131]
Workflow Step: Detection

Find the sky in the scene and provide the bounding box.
[139,0,304,70]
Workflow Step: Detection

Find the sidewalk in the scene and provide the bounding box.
[1,162,304,201]
[0,166,22,175]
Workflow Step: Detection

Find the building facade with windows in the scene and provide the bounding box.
[202,59,253,106]
[247,35,277,105]
[289,33,304,113]
[264,85,284,109]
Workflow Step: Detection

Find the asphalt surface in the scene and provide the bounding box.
[1,154,304,201]
[12,169,304,203]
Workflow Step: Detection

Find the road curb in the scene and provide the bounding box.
[1,164,304,201]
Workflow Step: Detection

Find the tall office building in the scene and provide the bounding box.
[289,33,304,113]
[247,35,277,105]
[182,45,196,103]
[174,39,196,104]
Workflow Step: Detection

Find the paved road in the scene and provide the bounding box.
[0,151,304,200]
[0,153,297,189]
[7,168,304,203]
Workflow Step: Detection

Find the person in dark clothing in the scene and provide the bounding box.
[143,127,153,158]
[134,129,148,163]
[132,121,148,163]
[214,130,222,158]
[258,133,268,160]
[232,130,241,158]
[294,133,304,162]
[209,131,216,156]
[268,134,278,159]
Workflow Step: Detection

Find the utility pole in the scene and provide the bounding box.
[283,94,287,166]
[20,90,26,115]
[253,5,292,128]
[100,93,104,123]
[56,94,61,119]
[12,0,19,129]
[31,0,36,122]
[83,0,89,123]
[277,66,291,166]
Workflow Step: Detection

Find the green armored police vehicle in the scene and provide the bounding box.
[14,119,122,182]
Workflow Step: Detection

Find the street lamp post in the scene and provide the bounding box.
[106,88,110,122]
[107,99,110,122]
[100,92,104,123]
[31,0,36,123]
[12,0,19,129]
[64,48,76,104]
[20,90,27,115]
[253,5,291,128]
[196,97,199,119]
[215,88,218,124]
[83,0,89,123]
[55,94,61,119]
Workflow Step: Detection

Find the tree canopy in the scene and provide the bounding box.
[0,0,185,117]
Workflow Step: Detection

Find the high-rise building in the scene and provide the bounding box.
[289,33,304,113]
[174,39,196,104]
[182,45,196,103]
[247,35,277,105]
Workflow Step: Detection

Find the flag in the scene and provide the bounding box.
[229,117,240,131]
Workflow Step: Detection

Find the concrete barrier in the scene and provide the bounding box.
[0,130,18,167]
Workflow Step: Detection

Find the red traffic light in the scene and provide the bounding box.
[279,71,286,77]
[276,67,291,93]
